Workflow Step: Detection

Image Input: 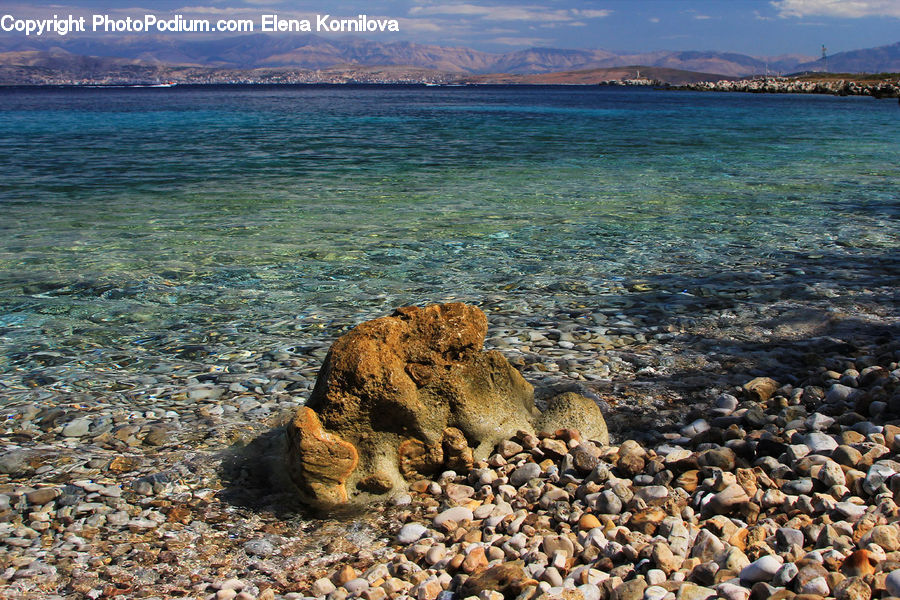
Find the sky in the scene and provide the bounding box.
[2,0,899,57]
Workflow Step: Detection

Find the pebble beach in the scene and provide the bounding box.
[2,278,899,599]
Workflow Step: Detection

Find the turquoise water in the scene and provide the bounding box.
[0,85,898,382]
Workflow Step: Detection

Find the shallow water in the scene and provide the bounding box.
[0,85,898,385]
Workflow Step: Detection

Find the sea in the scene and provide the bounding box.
[0,84,898,390]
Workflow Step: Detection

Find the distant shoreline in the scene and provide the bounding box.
[1,74,898,100]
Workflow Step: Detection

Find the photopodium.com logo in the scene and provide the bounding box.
[0,13,401,36]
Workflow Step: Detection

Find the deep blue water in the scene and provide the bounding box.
[0,85,898,377]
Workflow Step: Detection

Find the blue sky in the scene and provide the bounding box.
[4,1,900,57]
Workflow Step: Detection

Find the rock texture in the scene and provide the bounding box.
[285,303,608,505]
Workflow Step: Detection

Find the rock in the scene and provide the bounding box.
[699,448,736,471]
[62,418,91,437]
[243,538,276,557]
[644,586,668,600]
[497,440,524,459]
[800,577,829,596]
[143,426,169,447]
[773,563,799,587]
[594,490,623,514]
[795,560,828,590]
[25,488,59,505]
[0,449,38,475]
[286,303,562,505]
[457,562,536,598]
[433,506,473,527]
[651,542,682,573]
[344,578,369,594]
[462,547,488,573]
[832,446,863,468]
[707,483,750,515]
[841,550,876,577]
[682,419,710,438]
[867,525,900,551]
[510,462,542,487]
[572,445,600,473]
[716,395,739,412]
[833,576,871,600]
[740,555,783,583]
[536,392,608,445]
[611,577,646,600]
[578,514,601,531]
[716,582,750,600]
[542,535,575,558]
[886,569,900,597]
[744,377,779,402]
[397,523,428,544]
[332,565,356,586]
[816,461,846,487]
[311,577,336,597]
[286,407,359,505]
[826,384,856,404]
[804,432,838,454]
[864,463,895,494]
[676,583,717,600]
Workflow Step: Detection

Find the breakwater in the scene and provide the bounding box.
[678,77,900,98]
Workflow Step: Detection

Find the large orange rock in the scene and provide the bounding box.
[285,303,607,506]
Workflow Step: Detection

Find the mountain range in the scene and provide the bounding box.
[0,34,898,83]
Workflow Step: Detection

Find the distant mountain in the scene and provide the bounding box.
[0,34,819,77]
[466,65,736,86]
[795,41,900,74]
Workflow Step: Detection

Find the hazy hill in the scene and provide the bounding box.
[0,34,818,76]
[795,41,900,74]
[3,35,898,80]
[464,65,736,85]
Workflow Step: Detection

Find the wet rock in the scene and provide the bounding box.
[62,418,91,437]
[397,523,428,544]
[0,449,38,476]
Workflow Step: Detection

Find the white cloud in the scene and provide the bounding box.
[491,36,551,46]
[649,17,661,23]
[693,14,712,20]
[572,9,612,19]
[772,0,900,18]
[176,6,249,15]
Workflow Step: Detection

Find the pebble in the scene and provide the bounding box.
[740,555,783,583]
[433,507,473,527]
[509,462,542,487]
[804,432,839,453]
[397,523,428,544]
[61,418,91,437]
[886,569,900,597]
